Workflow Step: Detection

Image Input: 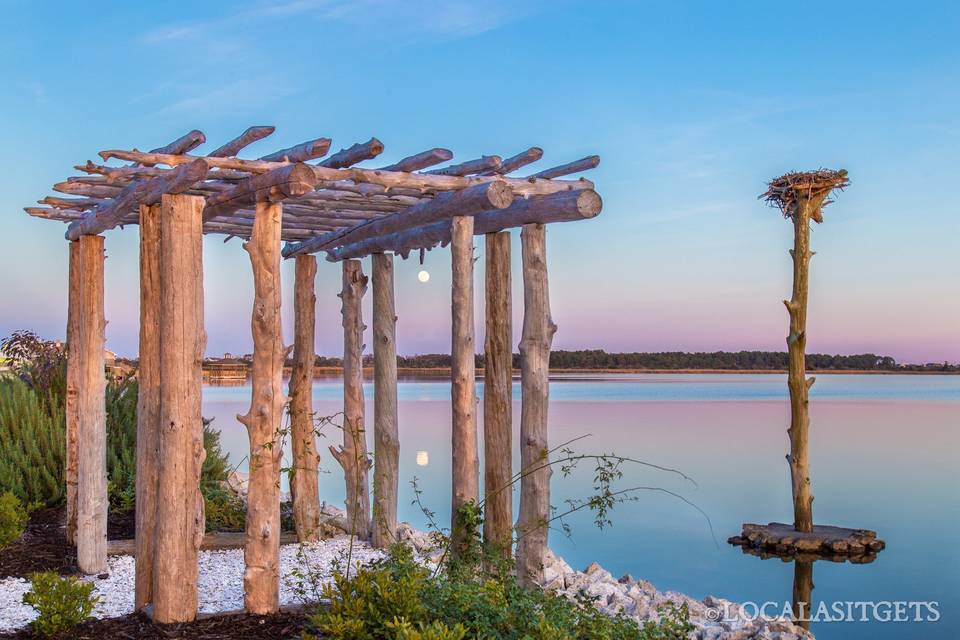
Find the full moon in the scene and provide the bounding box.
[417,270,430,283]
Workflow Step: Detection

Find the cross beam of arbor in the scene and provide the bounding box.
[24,126,602,259]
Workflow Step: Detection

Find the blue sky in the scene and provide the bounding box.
[1,0,957,362]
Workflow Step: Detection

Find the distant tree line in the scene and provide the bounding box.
[301,350,956,372]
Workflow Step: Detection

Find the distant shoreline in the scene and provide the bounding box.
[311,367,959,376]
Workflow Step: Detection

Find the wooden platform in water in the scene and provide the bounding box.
[728,522,885,563]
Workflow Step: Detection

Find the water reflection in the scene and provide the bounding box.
[792,560,814,631]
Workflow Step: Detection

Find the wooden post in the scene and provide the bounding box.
[152,194,206,623]
[792,560,814,631]
[134,203,161,611]
[331,260,371,537]
[239,201,287,614]
[483,231,513,561]
[515,223,555,587]
[76,234,107,575]
[288,254,321,542]
[64,241,81,546]
[450,216,479,550]
[371,252,398,548]
[786,198,817,534]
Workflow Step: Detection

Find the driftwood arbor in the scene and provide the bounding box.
[26,126,602,621]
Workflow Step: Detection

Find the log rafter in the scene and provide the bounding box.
[26,126,602,253]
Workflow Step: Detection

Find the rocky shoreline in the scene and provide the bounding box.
[1,501,812,639]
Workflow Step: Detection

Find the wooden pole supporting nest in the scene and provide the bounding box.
[238,201,287,614]
[332,260,371,537]
[371,253,399,549]
[64,241,81,546]
[134,204,161,611]
[75,234,107,575]
[515,223,556,587]
[450,216,479,554]
[763,169,849,534]
[483,231,513,562]
[288,255,322,542]
[152,194,206,623]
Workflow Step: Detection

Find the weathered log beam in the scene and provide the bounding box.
[203,163,318,221]
[425,155,501,176]
[65,159,209,241]
[152,130,206,156]
[258,137,331,163]
[283,181,513,258]
[483,231,512,562]
[98,150,594,196]
[42,196,107,210]
[377,148,453,172]
[480,147,543,175]
[316,138,384,168]
[528,155,600,179]
[288,255,321,543]
[76,234,107,575]
[515,223,555,587]
[134,204,161,612]
[332,260,371,538]
[450,216,478,556]
[210,126,276,157]
[325,189,601,261]
[65,242,81,546]
[152,194,206,623]
[371,253,398,549]
[239,201,287,614]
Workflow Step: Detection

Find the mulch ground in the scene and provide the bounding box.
[0,507,136,579]
[1,611,310,639]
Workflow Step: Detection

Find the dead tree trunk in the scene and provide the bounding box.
[152,194,206,623]
[65,241,81,546]
[792,560,814,631]
[134,203,161,611]
[332,259,370,538]
[515,224,555,587]
[76,234,107,575]
[371,252,399,548]
[483,231,513,562]
[239,201,287,614]
[786,200,817,533]
[288,254,321,542]
[450,216,479,552]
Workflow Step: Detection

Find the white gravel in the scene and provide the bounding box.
[0,535,384,633]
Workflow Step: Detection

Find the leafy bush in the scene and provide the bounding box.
[0,378,65,507]
[305,544,693,640]
[0,491,29,548]
[22,571,99,637]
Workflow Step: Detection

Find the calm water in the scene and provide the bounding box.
[202,374,960,639]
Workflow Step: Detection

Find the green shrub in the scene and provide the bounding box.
[22,571,99,637]
[0,491,29,548]
[0,378,65,507]
[305,544,693,640]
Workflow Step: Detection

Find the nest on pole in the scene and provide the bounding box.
[760,169,849,223]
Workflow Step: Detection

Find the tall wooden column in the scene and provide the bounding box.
[371,252,398,548]
[450,216,479,548]
[239,201,287,614]
[332,259,371,537]
[134,203,161,611]
[289,254,321,542]
[483,231,513,561]
[64,241,81,546]
[152,194,206,623]
[515,223,555,587]
[786,198,817,533]
[75,234,107,575]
